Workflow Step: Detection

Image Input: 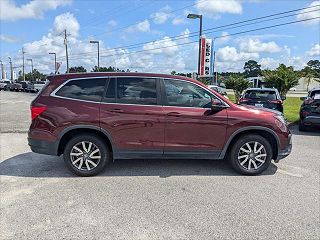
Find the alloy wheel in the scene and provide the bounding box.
[70,141,101,171]
[237,141,267,171]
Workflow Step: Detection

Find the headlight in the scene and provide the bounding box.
[274,115,287,131]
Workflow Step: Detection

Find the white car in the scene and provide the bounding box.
[34,81,46,92]
[207,85,229,99]
[289,87,297,91]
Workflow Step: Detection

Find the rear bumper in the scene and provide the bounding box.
[28,138,59,156]
[301,116,320,126]
[276,133,292,161]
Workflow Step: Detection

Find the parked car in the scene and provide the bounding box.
[0,80,11,91]
[26,82,36,93]
[9,81,23,92]
[289,87,297,91]
[238,88,285,113]
[20,81,29,92]
[28,73,292,176]
[299,88,320,131]
[208,85,229,99]
[34,81,46,92]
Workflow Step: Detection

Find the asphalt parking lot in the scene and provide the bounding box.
[1,91,319,240]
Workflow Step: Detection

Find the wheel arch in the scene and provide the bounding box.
[57,125,114,157]
[220,126,280,160]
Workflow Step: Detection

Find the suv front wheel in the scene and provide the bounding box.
[229,134,272,175]
[63,134,110,176]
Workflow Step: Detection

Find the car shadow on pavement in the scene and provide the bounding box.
[289,124,320,137]
[0,152,278,178]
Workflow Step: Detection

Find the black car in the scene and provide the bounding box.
[299,88,320,131]
[238,88,285,113]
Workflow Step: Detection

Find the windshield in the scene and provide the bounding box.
[244,90,277,100]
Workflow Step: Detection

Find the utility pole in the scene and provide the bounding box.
[8,57,13,81]
[213,51,216,85]
[0,60,4,80]
[22,48,26,81]
[64,29,69,73]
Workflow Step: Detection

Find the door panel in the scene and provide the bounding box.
[99,77,165,158]
[162,78,228,158]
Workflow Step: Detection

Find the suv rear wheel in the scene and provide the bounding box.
[63,134,110,176]
[229,134,272,175]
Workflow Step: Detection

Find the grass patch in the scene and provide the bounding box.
[227,93,301,123]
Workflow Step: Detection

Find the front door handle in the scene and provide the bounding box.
[110,109,124,113]
[167,112,181,117]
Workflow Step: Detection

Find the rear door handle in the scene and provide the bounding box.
[110,109,124,113]
[167,112,181,117]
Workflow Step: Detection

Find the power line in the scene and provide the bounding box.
[63,16,320,62]
[15,4,319,61]
[55,5,320,60]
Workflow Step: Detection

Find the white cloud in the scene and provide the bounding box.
[143,37,179,56]
[195,0,242,18]
[150,6,172,24]
[53,12,80,37]
[307,44,320,56]
[0,0,72,21]
[0,34,19,43]
[217,46,259,62]
[127,20,150,32]
[107,20,117,28]
[172,17,187,25]
[239,38,282,53]
[297,1,320,25]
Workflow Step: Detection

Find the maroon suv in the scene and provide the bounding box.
[28,73,292,176]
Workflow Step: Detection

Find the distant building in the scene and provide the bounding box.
[295,77,320,91]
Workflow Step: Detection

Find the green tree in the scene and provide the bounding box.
[18,69,46,81]
[306,60,320,77]
[244,60,261,77]
[171,70,176,75]
[263,64,299,96]
[68,66,87,73]
[225,75,250,102]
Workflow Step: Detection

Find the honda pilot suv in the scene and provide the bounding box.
[28,73,292,176]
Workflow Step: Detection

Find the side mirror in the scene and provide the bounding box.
[300,97,306,101]
[211,99,228,112]
[281,96,286,100]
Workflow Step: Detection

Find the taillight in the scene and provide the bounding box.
[301,110,310,117]
[268,100,282,104]
[31,106,47,120]
[238,98,249,104]
[304,99,314,105]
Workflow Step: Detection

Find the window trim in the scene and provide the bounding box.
[160,78,229,109]
[50,77,108,103]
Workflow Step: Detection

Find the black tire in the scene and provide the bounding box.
[63,134,110,176]
[228,134,272,175]
[299,120,307,132]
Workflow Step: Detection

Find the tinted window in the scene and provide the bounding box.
[244,90,277,100]
[56,78,106,102]
[164,79,217,108]
[116,77,157,105]
[104,78,116,103]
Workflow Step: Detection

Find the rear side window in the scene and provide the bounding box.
[310,90,320,100]
[116,77,157,105]
[244,90,277,100]
[55,78,106,102]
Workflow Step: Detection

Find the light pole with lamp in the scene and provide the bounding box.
[187,13,202,77]
[90,40,100,71]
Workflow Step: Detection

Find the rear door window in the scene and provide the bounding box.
[55,78,106,102]
[116,77,158,105]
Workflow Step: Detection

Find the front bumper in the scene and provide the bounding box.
[28,138,59,156]
[276,133,292,161]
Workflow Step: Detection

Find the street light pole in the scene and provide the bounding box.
[8,57,13,81]
[90,40,100,71]
[49,53,57,74]
[187,13,203,77]
[0,60,4,80]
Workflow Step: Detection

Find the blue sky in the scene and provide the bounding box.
[0,0,319,75]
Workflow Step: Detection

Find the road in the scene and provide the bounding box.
[0,91,319,239]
